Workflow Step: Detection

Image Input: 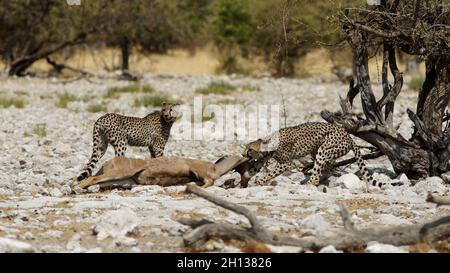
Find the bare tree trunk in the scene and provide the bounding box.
[321,35,449,178]
[120,37,130,73]
[416,58,450,137]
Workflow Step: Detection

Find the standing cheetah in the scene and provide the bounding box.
[243,122,388,189]
[77,103,179,181]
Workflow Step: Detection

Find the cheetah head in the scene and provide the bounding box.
[161,102,180,122]
[243,134,279,159]
[242,139,264,159]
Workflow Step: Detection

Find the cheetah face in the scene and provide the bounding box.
[242,139,264,159]
[161,102,180,122]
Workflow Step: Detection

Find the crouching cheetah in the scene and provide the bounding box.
[77,103,179,181]
[243,122,391,190]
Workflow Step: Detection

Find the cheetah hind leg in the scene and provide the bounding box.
[309,137,351,189]
[351,143,374,192]
[255,162,293,185]
[112,138,128,157]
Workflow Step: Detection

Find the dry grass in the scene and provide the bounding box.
[408,76,425,91]
[240,83,261,92]
[56,92,77,108]
[0,96,26,108]
[105,83,154,99]
[87,103,107,113]
[134,94,170,107]
[195,81,236,95]
[341,198,387,211]
[33,124,47,137]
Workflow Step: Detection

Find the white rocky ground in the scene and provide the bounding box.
[0,73,449,253]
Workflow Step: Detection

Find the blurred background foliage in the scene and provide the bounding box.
[1,0,419,78]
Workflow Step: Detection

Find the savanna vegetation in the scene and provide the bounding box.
[0,0,363,77]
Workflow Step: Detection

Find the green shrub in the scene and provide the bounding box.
[214,98,238,104]
[105,84,155,99]
[33,124,47,137]
[201,111,216,122]
[241,83,260,92]
[0,96,26,108]
[56,93,77,108]
[87,104,107,113]
[408,76,424,91]
[134,95,170,107]
[190,107,216,123]
[195,81,236,95]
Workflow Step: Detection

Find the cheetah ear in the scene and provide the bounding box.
[162,102,168,107]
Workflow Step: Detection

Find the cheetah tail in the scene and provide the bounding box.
[351,142,403,189]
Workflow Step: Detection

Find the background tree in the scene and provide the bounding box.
[212,0,253,74]
[322,0,449,178]
[0,0,109,76]
[248,0,353,77]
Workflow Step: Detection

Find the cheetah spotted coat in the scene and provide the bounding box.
[243,122,390,189]
[77,103,178,181]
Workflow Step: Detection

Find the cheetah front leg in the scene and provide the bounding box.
[148,146,156,158]
[151,137,166,157]
[255,162,293,185]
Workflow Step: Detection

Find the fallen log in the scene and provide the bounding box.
[180,184,450,251]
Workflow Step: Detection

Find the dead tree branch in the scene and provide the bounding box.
[46,57,94,77]
[180,184,450,251]
[302,150,384,173]
[324,1,450,178]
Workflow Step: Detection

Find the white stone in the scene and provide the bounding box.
[397,173,409,184]
[93,207,141,240]
[130,247,141,253]
[86,247,103,253]
[66,234,83,252]
[441,172,450,184]
[333,173,366,190]
[414,177,446,195]
[319,245,343,253]
[115,237,138,247]
[378,214,411,225]
[87,185,100,193]
[42,230,63,239]
[365,242,408,253]
[299,214,331,236]
[0,237,34,253]
[49,187,63,197]
[0,188,14,195]
[23,232,35,240]
[266,245,302,253]
[60,185,73,195]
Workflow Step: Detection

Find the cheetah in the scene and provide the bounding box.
[77,103,179,181]
[242,122,390,190]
